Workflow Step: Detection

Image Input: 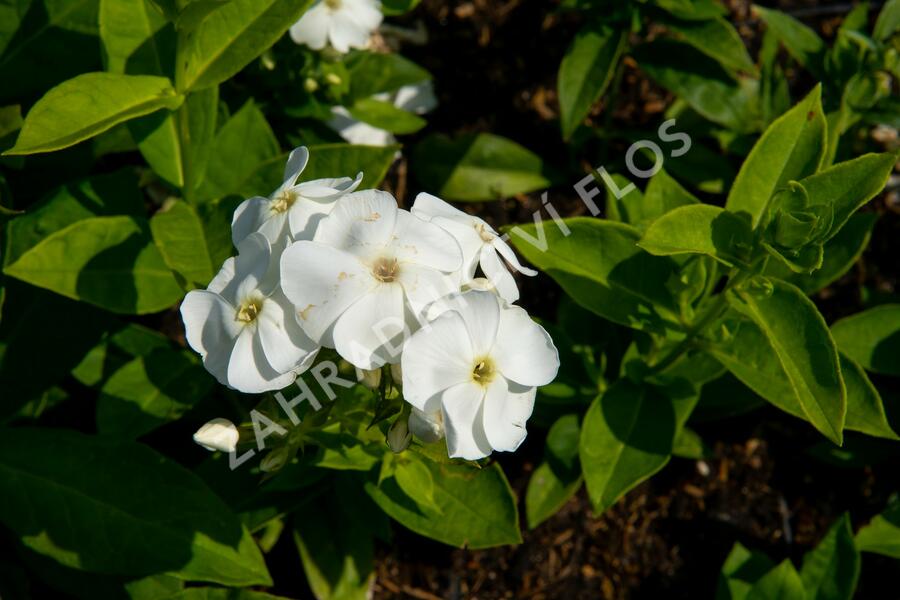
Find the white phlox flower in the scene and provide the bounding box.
[329,81,438,147]
[193,418,240,453]
[280,190,462,370]
[232,146,362,247]
[289,0,383,54]
[181,233,319,394]
[401,290,559,460]
[412,192,537,303]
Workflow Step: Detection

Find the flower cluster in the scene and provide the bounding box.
[183,147,559,460]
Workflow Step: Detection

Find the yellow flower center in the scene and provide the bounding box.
[324,0,342,9]
[271,189,298,214]
[472,357,496,386]
[373,257,400,283]
[236,297,263,324]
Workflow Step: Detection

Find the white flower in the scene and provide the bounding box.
[181,233,319,393]
[412,192,537,303]
[280,190,462,370]
[193,418,239,453]
[289,0,383,54]
[232,147,362,247]
[401,290,559,460]
[329,82,438,147]
[408,407,443,443]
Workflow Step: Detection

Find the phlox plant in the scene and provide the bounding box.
[0,0,899,598]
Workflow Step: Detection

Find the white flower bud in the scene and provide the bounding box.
[408,407,444,443]
[387,418,412,453]
[356,367,381,390]
[193,418,239,453]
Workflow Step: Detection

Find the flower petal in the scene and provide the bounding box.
[287,197,336,242]
[280,241,374,344]
[232,233,272,302]
[314,190,398,259]
[401,310,474,411]
[332,283,406,369]
[343,0,383,30]
[283,146,309,187]
[397,262,459,318]
[480,246,519,303]
[289,4,330,49]
[181,290,240,387]
[482,378,534,452]
[494,236,538,276]
[227,328,296,393]
[329,9,371,52]
[443,289,500,358]
[392,210,462,272]
[257,291,320,373]
[231,196,270,246]
[493,305,560,387]
[441,382,492,460]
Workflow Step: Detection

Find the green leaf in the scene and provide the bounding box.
[393,455,442,515]
[831,304,900,377]
[0,427,271,585]
[99,0,174,76]
[746,560,806,600]
[178,0,315,91]
[754,5,826,76]
[608,169,699,231]
[508,218,681,333]
[4,215,184,314]
[579,380,697,514]
[197,100,280,201]
[196,194,242,267]
[800,513,860,600]
[727,279,845,444]
[766,213,876,295]
[525,414,583,529]
[633,40,759,133]
[97,347,213,439]
[716,542,775,600]
[639,205,754,267]
[381,0,421,15]
[166,590,293,600]
[293,494,374,600]
[5,72,183,155]
[725,85,826,227]
[839,353,898,440]
[557,23,627,139]
[149,199,215,287]
[652,0,727,20]
[345,52,430,101]
[798,152,897,242]
[874,0,900,40]
[365,458,521,549]
[348,98,426,134]
[856,498,900,558]
[664,16,756,75]
[413,133,551,202]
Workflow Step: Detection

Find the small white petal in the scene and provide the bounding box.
[494,236,538,276]
[482,378,534,452]
[480,246,520,304]
[401,310,474,411]
[329,10,370,52]
[257,291,319,374]
[283,146,309,187]
[280,241,374,345]
[493,305,560,387]
[343,0,383,30]
[194,418,240,453]
[397,262,458,317]
[227,327,296,393]
[332,283,405,369]
[181,290,240,387]
[289,3,330,49]
[451,289,501,358]
[393,210,462,273]
[231,196,270,246]
[393,82,437,115]
[408,407,444,443]
[441,382,492,460]
[313,190,398,259]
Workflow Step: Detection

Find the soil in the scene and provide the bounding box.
[347,0,900,598]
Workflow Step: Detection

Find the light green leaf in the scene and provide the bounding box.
[5,72,183,155]
[856,498,900,558]
[509,218,681,332]
[4,215,184,314]
[638,204,754,267]
[800,513,860,600]
[413,133,551,202]
[754,5,826,75]
[394,456,441,515]
[608,169,699,231]
[716,542,775,600]
[149,199,215,287]
[839,353,898,440]
[746,560,805,600]
[179,0,315,91]
[100,0,174,76]
[348,98,426,134]
[97,347,213,439]
[664,16,756,75]
[196,194,242,267]
[798,152,897,242]
[831,304,900,377]
[197,100,280,201]
[365,458,521,549]
[579,380,697,514]
[558,23,627,139]
[725,85,826,227]
[0,427,271,585]
[874,0,900,40]
[726,278,846,444]
[525,414,583,529]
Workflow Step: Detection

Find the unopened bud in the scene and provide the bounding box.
[408,407,444,443]
[260,447,290,472]
[356,367,381,390]
[303,77,319,93]
[324,73,342,86]
[193,418,239,453]
[387,418,412,453]
[390,363,402,383]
